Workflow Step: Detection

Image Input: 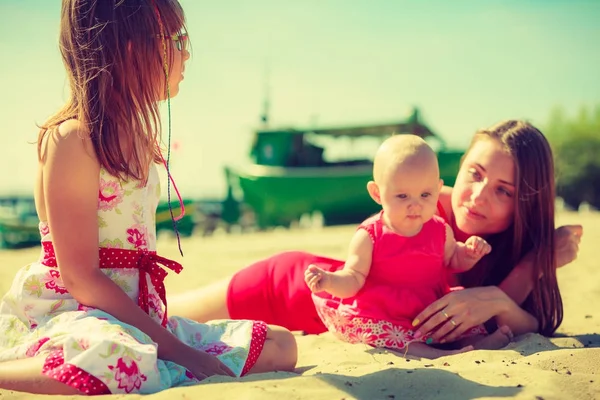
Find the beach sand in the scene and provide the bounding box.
[0,211,598,399]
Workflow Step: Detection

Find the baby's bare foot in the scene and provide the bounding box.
[474,325,513,350]
[450,344,474,355]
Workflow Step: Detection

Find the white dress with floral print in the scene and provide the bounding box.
[0,165,266,395]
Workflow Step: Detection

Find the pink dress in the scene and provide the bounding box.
[312,211,485,350]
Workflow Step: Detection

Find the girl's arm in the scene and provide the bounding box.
[305,229,373,298]
[43,122,193,365]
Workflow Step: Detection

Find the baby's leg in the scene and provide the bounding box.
[0,356,81,395]
[458,325,514,350]
[400,342,474,359]
[247,325,298,374]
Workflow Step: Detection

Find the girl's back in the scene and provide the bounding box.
[4,118,165,325]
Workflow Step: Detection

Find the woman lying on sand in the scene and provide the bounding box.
[170,120,583,352]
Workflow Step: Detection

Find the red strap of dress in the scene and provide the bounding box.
[40,242,183,327]
[436,201,449,223]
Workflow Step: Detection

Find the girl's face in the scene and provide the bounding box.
[158,31,190,99]
[451,138,516,236]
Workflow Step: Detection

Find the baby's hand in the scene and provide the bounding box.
[465,236,492,259]
[304,264,330,293]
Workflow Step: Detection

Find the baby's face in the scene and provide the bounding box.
[378,162,442,236]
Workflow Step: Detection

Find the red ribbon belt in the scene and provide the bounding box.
[41,242,183,327]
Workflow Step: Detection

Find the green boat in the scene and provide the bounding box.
[0,195,199,247]
[155,199,197,237]
[0,196,40,249]
[225,108,463,229]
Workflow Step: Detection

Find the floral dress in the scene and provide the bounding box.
[0,165,267,395]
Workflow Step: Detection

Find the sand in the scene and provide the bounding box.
[0,211,598,399]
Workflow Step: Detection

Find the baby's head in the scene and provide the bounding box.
[367,135,442,235]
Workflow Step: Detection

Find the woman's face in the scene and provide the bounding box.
[451,137,516,236]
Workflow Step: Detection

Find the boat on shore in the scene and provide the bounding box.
[0,196,40,249]
[224,108,464,229]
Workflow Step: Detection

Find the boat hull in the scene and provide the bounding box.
[226,150,463,228]
[0,218,40,249]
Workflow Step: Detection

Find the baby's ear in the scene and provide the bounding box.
[367,181,381,204]
[438,179,444,190]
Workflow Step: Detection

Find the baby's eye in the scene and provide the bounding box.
[421,193,431,198]
[396,194,407,199]
[468,168,482,181]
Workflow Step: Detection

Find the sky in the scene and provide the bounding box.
[0,0,599,198]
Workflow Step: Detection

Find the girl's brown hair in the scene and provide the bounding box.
[38,0,186,181]
[460,120,563,336]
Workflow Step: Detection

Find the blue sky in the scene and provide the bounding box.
[1,0,599,197]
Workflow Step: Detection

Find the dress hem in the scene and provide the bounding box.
[42,349,111,395]
[240,321,268,376]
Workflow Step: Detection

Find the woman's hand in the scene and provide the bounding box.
[411,287,506,343]
[555,225,583,268]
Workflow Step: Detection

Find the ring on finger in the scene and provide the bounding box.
[441,310,449,319]
[450,319,457,326]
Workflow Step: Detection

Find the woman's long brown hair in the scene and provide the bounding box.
[38,0,186,182]
[460,120,563,336]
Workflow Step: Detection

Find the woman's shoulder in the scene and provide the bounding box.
[437,186,454,222]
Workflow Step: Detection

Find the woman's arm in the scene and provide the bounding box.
[438,184,582,308]
[412,286,538,343]
[419,225,581,342]
[498,224,582,305]
[497,252,537,306]
[491,286,539,335]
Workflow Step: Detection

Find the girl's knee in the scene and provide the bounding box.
[266,325,297,371]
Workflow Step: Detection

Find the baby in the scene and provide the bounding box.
[305,134,513,358]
